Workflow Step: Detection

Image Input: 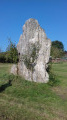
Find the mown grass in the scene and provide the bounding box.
[52,62,67,101]
[0,63,67,120]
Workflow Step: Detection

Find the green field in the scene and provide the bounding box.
[0,63,67,120]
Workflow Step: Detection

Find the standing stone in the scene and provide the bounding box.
[11,18,51,83]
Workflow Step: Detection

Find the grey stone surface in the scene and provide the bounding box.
[11,18,51,83]
[11,64,17,75]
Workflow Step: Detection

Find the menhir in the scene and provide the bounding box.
[11,18,51,83]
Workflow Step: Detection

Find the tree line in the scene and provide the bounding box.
[0,40,65,63]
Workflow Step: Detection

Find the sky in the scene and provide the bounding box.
[0,0,67,51]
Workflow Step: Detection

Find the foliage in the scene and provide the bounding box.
[0,40,18,63]
[6,40,18,63]
[51,46,64,58]
[0,52,6,63]
[51,40,64,58]
[52,40,64,51]
[0,48,6,63]
[47,62,59,86]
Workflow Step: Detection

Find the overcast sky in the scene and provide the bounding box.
[0,0,67,51]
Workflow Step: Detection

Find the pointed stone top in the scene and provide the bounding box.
[25,18,38,24]
[23,18,39,31]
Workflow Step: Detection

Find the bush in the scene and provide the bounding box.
[47,62,60,86]
[51,46,64,58]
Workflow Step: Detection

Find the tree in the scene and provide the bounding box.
[52,40,64,51]
[51,40,64,58]
[0,52,6,63]
[6,39,18,63]
[0,48,6,63]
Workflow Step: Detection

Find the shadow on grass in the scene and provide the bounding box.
[0,80,12,92]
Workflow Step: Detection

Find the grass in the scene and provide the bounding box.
[52,62,67,101]
[0,62,67,120]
